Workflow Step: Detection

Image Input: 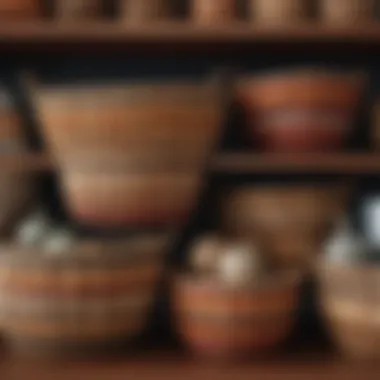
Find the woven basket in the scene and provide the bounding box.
[221,184,351,270]
[60,170,204,228]
[0,0,41,18]
[191,0,237,24]
[173,271,300,359]
[317,262,380,360]
[119,0,170,22]
[54,0,102,20]
[320,0,375,24]
[249,0,307,24]
[31,78,223,170]
[0,233,171,356]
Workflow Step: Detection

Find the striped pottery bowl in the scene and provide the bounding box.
[0,0,41,18]
[32,78,223,170]
[54,0,102,20]
[173,271,301,360]
[317,262,380,361]
[237,69,364,152]
[191,0,237,24]
[0,233,171,356]
[59,170,204,228]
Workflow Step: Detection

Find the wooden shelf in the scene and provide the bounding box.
[0,22,380,45]
[212,153,380,174]
[1,348,379,380]
[3,152,380,174]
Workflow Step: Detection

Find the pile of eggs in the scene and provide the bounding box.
[189,234,270,287]
[14,209,76,254]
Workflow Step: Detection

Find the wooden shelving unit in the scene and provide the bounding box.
[1,348,380,380]
[0,20,379,379]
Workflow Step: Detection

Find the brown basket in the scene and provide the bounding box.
[221,184,352,270]
[0,233,172,356]
[237,69,365,151]
[60,170,204,228]
[0,0,41,18]
[54,0,102,20]
[30,78,223,170]
[191,0,237,24]
[317,262,380,361]
[173,271,301,360]
[119,0,170,22]
[320,0,375,24]
[249,0,308,24]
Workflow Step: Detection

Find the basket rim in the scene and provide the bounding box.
[175,269,303,293]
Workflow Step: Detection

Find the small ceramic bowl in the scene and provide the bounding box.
[173,271,301,360]
[237,69,365,152]
[316,261,380,361]
[320,0,375,24]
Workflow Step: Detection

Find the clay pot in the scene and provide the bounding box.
[249,0,307,24]
[119,0,169,22]
[221,184,351,270]
[0,0,41,18]
[54,0,101,20]
[173,271,300,359]
[191,0,237,24]
[238,69,364,152]
[0,233,171,356]
[60,170,203,228]
[317,262,380,361]
[320,0,375,24]
[33,79,223,169]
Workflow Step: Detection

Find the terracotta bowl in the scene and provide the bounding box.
[249,0,308,24]
[119,0,170,22]
[54,0,101,20]
[191,0,237,24]
[320,0,375,24]
[60,170,204,228]
[221,184,351,270]
[33,79,223,169]
[316,261,380,361]
[0,0,41,18]
[238,69,365,152]
[173,271,301,360]
[0,233,171,356]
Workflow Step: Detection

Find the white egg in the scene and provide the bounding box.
[15,210,51,248]
[189,235,221,274]
[42,228,76,255]
[217,243,263,287]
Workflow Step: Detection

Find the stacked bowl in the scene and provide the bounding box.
[221,183,351,271]
[32,76,224,228]
[0,233,172,356]
[238,69,364,152]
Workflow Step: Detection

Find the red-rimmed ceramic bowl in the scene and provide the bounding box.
[238,69,365,152]
[0,233,172,356]
[0,0,41,18]
[173,271,301,360]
